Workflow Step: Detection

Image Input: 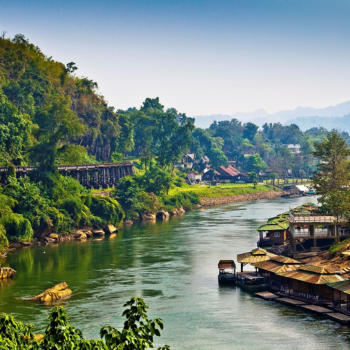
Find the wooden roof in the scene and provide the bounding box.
[237,248,277,263]
[252,260,302,274]
[327,280,350,295]
[278,270,344,284]
[218,260,236,269]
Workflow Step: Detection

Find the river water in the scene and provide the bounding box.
[1,195,350,349]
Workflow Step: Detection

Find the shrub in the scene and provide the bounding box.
[162,192,200,211]
[0,225,9,253]
[89,196,124,225]
[58,197,92,227]
[0,213,33,242]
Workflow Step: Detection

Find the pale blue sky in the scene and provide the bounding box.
[1,0,350,116]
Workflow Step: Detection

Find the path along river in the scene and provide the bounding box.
[1,195,350,349]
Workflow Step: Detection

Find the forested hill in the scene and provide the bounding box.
[0,34,129,165]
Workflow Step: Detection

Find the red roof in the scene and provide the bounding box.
[217,165,241,177]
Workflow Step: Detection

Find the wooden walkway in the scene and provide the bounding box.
[327,313,350,324]
[276,298,308,306]
[255,291,280,300]
[301,305,333,314]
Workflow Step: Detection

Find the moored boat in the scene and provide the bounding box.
[218,260,236,284]
[236,271,267,292]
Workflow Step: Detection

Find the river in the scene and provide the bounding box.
[1,195,350,349]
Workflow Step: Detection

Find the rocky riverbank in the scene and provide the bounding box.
[200,189,284,206]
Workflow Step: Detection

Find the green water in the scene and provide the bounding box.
[1,196,350,349]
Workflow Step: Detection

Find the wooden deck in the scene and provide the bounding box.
[255,291,280,300]
[276,298,308,306]
[327,313,350,324]
[301,305,333,314]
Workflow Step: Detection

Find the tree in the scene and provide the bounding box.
[312,130,350,195]
[209,148,229,169]
[0,297,170,349]
[243,122,258,141]
[140,97,164,112]
[246,154,266,173]
[249,171,258,188]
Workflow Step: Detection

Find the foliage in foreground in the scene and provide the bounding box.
[0,297,170,350]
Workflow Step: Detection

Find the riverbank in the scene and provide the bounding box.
[2,186,284,254]
[200,189,284,206]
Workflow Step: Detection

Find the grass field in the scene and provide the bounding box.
[169,183,280,198]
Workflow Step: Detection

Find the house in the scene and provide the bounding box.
[276,265,345,302]
[182,153,195,169]
[257,218,290,246]
[287,144,301,153]
[202,165,248,182]
[186,171,202,184]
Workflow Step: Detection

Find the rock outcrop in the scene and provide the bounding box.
[0,267,17,279]
[92,229,105,236]
[48,233,59,240]
[156,210,170,220]
[105,224,118,234]
[32,282,72,302]
[177,206,186,215]
[141,212,156,221]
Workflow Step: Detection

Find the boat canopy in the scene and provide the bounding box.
[218,260,236,269]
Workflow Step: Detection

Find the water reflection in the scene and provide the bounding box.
[1,196,350,349]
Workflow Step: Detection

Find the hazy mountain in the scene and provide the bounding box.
[250,100,350,126]
[193,100,350,129]
[285,114,350,133]
[193,114,233,129]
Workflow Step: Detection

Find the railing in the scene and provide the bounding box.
[0,162,134,173]
[289,212,339,224]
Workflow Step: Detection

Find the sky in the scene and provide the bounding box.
[1,0,350,116]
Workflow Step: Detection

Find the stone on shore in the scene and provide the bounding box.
[48,233,59,240]
[75,231,87,240]
[0,267,17,279]
[169,209,179,216]
[32,282,72,302]
[105,224,118,234]
[85,230,93,237]
[156,210,170,220]
[124,220,133,226]
[177,206,186,214]
[141,212,156,221]
[92,229,105,236]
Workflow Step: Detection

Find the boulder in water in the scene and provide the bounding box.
[32,282,72,302]
[92,229,105,236]
[105,224,118,234]
[156,210,170,220]
[0,267,17,279]
[141,212,156,221]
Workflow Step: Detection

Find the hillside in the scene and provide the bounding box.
[0,34,122,165]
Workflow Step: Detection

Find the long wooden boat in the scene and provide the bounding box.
[236,271,267,292]
[218,260,236,284]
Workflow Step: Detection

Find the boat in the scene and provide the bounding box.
[236,271,267,292]
[218,260,236,284]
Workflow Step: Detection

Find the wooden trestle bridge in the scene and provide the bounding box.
[0,162,135,188]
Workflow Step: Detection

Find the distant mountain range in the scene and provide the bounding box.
[193,100,350,131]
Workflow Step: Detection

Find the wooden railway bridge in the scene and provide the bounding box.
[0,162,135,188]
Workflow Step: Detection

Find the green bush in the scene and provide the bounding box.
[89,196,124,225]
[162,192,200,211]
[0,225,9,253]
[0,297,170,349]
[58,197,92,227]
[0,213,33,242]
